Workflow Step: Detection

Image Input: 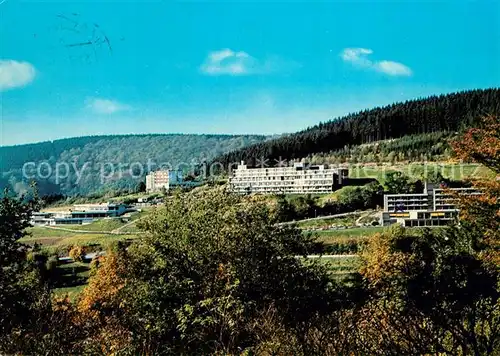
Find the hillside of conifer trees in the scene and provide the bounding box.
[214,88,500,166]
[0,134,268,196]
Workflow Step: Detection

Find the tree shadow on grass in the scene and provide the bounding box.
[50,264,90,289]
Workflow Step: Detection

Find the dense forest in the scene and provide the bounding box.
[306,131,453,164]
[214,88,500,167]
[0,134,268,196]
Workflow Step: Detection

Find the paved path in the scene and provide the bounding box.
[58,251,358,262]
[40,225,143,235]
[277,210,370,226]
[355,210,381,227]
[304,254,358,258]
[355,213,366,227]
[59,251,106,262]
[111,216,147,234]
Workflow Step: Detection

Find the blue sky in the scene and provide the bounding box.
[0,0,498,146]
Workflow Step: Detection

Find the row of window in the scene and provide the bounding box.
[404,219,453,227]
[232,182,332,188]
[417,211,456,219]
[232,175,334,179]
[233,190,333,194]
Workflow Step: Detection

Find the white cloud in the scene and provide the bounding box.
[200,49,257,75]
[340,48,412,76]
[0,60,36,91]
[374,60,413,76]
[340,48,373,66]
[200,48,299,76]
[85,98,131,114]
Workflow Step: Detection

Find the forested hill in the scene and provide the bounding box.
[214,88,500,167]
[0,134,267,196]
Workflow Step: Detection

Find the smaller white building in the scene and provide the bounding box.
[146,170,200,192]
[31,211,94,226]
[381,183,481,227]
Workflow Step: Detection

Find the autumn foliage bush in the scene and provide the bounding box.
[68,245,85,263]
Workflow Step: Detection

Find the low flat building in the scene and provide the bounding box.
[31,202,128,226]
[381,183,481,227]
[146,170,200,193]
[52,216,94,225]
[72,203,127,218]
[31,211,94,226]
[229,161,348,194]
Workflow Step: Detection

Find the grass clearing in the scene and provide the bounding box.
[52,284,87,301]
[26,226,73,239]
[21,226,139,249]
[349,166,397,184]
[348,163,494,184]
[60,233,138,247]
[67,218,127,232]
[313,226,384,241]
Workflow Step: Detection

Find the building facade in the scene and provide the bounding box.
[229,161,348,194]
[381,183,481,227]
[146,170,173,192]
[71,203,127,218]
[146,170,200,193]
[31,202,128,226]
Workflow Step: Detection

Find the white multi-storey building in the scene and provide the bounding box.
[229,161,348,194]
[146,170,200,193]
[146,170,173,192]
[381,183,481,227]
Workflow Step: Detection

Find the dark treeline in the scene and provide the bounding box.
[214,88,500,167]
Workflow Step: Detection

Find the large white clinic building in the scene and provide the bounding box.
[381,183,481,227]
[229,161,349,194]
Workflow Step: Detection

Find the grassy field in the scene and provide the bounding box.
[303,226,384,256]
[302,256,361,281]
[21,226,138,252]
[313,226,384,241]
[67,218,127,232]
[286,186,367,205]
[348,163,494,184]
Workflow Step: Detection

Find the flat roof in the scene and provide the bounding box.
[71,211,110,214]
